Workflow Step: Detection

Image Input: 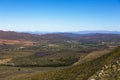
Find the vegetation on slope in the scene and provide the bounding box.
[13,47,120,80]
[9,50,84,67]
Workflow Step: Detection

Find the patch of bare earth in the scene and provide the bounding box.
[73,49,112,65]
[0,39,37,46]
[0,58,12,64]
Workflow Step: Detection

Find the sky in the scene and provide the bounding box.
[0,0,120,32]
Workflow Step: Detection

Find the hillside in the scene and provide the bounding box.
[1,30,120,44]
[0,30,40,41]
[12,47,120,80]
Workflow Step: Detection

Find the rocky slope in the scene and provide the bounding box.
[89,57,120,80]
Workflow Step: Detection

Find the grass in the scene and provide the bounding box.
[9,50,85,67]
[12,47,120,80]
[73,49,112,65]
[0,66,67,80]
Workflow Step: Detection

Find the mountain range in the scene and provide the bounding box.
[28,31,120,35]
[0,30,120,43]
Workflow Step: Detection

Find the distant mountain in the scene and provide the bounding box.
[0,30,80,42]
[27,31,120,35]
[74,31,120,34]
[0,30,41,41]
[27,31,50,35]
[1,30,120,44]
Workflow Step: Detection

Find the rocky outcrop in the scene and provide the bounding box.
[89,57,120,80]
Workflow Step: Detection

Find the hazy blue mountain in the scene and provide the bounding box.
[27,31,50,35]
[74,31,120,34]
[27,31,120,35]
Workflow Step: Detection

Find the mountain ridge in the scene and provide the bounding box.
[1,30,120,44]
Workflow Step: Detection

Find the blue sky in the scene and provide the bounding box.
[0,0,120,32]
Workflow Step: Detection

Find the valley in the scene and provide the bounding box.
[0,30,119,80]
